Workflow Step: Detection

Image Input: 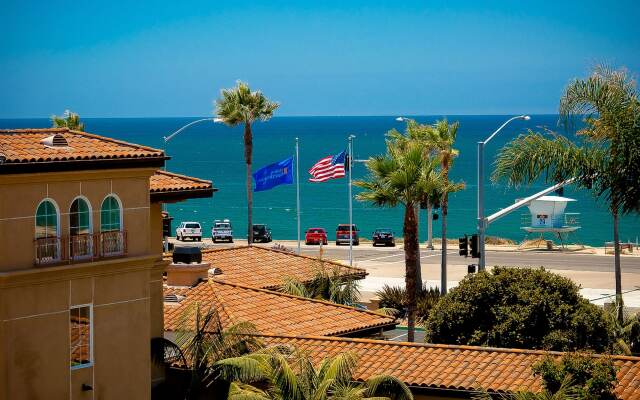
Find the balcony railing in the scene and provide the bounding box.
[34,230,127,266]
[70,233,94,261]
[99,230,127,257]
[34,237,63,265]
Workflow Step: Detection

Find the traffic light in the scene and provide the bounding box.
[470,234,480,258]
[162,211,173,238]
[458,235,468,257]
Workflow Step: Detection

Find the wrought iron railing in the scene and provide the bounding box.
[34,236,63,265]
[34,230,127,265]
[99,230,127,257]
[70,233,94,261]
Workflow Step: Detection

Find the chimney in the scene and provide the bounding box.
[166,246,210,287]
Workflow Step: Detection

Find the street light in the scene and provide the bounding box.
[163,117,223,143]
[161,117,223,251]
[477,115,530,271]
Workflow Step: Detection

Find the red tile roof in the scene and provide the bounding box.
[260,334,640,398]
[150,170,214,193]
[0,128,164,164]
[164,280,395,337]
[164,246,366,290]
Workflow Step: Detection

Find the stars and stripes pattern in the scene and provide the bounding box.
[308,149,347,182]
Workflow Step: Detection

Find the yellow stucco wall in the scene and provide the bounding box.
[0,256,158,400]
[0,168,155,272]
[0,167,166,400]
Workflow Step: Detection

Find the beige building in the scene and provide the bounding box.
[0,128,213,400]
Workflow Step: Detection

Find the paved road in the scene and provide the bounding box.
[168,237,640,273]
[297,246,640,273]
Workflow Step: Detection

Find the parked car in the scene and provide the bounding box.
[372,228,395,246]
[176,221,202,241]
[252,224,272,243]
[336,224,359,246]
[305,227,328,245]
[211,219,233,243]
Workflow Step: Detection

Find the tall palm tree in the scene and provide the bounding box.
[354,134,445,342]
[216,347,413,400]
[216,81,279,244]
[51,110,84,130]
[427,120,463,295]
[492,65,640,322]
[172,303,263,399]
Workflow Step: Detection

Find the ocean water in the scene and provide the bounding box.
[2,116,638,246]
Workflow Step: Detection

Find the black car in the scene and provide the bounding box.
[372,228,395,246]
[252,224,272,243]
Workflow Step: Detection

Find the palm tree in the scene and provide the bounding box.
[216,346,413,400]
[354,133,445,342]
[280,249,361,306]
[172,303,263,399]
[427,119,463,295]
[492,65,640,322]
[51,110,84,130]
[216,81,279,245]
[607,307,640,356]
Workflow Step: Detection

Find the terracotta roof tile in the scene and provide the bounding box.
[0,128,164,164]
[150,170,215,193]
[164,280,395,336]
[164,246,366,290]
[260,334,640,398]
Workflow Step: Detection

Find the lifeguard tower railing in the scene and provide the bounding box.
[520,212,581,229]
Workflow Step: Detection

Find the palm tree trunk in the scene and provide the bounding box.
[613,204,623,323]
[415,205,422,294]
[427,202,434,250]
[244,122,253,245]
[403,204,419,342]
[441,194,448,295]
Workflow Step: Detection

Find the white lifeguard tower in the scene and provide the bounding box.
[520,195,581,247]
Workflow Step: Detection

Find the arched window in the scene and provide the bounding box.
[100,195,121,232]
[70,197,92,259]
[35,199,60,263]
[100,195,124,256]
[35,199,59,238]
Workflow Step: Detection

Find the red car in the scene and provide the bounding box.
[305,227,328,245]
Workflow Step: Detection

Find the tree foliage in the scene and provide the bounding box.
[173,303,263,399]
[51,110,84,130]
[425,267,613,352]
[216,346,414,400]
[532,353,618,400]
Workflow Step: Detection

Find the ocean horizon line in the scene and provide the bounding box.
[0,113,562,120]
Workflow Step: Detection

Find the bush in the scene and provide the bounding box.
[424,267,613,351]
[532,353,617,399]
[376,284,440,322]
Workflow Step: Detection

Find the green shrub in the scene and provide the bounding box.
[424,267,613,351]
[532,353,617,399]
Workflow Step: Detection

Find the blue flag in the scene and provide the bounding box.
[253,156,294,192]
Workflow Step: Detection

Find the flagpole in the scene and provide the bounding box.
[296,137,301,255]
[348,135,355,267]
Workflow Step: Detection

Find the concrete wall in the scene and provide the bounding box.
[0,168,155,272]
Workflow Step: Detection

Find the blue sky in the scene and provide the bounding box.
[2,0,639,118]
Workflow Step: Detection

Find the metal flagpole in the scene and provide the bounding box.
[348,135,354,267]
[296,137,301,255]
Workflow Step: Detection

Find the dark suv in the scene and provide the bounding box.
[336,224,359,246]
[252,224,272,243]
[372,228,395,246]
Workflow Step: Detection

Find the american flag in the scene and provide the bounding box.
[308,150,347,182]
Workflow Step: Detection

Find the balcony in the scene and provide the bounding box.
[34,230,127,266]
